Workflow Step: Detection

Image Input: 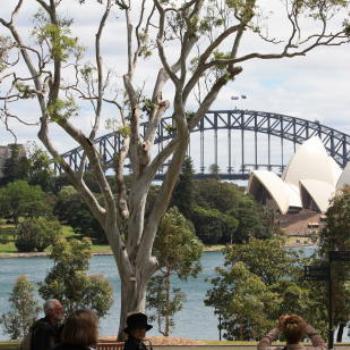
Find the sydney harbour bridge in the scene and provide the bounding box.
[57,109,350,180]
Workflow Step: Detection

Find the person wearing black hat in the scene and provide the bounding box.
[123,313,153,350]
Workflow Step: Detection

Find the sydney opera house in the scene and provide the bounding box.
[248,137,350,214]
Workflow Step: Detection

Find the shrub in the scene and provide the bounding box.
[15,217,62,252]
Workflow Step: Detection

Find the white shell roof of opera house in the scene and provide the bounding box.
[248,136,347,213]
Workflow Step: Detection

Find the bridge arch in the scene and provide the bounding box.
[58,109,350,180]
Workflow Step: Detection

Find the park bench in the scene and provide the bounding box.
[96,341,124,350]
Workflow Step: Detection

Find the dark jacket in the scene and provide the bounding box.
[54,344,92,350]
[123,336,148,350]
[31,317,62,350]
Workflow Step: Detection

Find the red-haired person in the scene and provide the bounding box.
[258,315,326,350]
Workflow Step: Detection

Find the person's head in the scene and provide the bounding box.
[43,299,64,324]
[279,314,307,344]
[61,309,98,347]
[124,313,152,341]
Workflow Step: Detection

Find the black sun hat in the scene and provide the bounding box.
[124,313,153,334]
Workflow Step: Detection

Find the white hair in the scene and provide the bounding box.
[43,299,60,315]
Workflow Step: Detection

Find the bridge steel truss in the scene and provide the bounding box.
[56,110,350,180]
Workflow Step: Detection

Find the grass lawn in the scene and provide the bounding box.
[91,244,112,253]
[285,235,314,247]
[204,245,225,252]
[0,224,79,254]
[0,241,17,253]
[0,222,225,256]
[0,223,16,253]
[0,341,18,350]
[0,225,113,256]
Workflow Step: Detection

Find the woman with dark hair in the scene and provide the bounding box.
[258,315,326,350]
[54,309,98,350]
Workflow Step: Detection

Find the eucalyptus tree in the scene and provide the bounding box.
[0,276,39,340]
[1,0,350,337]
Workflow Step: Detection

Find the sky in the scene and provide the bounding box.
[0,0,350,171]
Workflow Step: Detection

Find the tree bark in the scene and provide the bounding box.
[118,274,148,340]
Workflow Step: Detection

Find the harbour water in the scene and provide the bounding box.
[0,246,332,341]
[0,251,224,340]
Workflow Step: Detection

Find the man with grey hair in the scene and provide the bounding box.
[31,299,64,350]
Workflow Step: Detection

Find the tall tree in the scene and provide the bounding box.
[1,144,29,186]
[146,207,203,336]
[191,179,268,243]
[172,157,195,218]
[318,187,350,342]
[209,163,220,178]
[0,276,39,340]
[1,0,349,337]
[27,143,55,192]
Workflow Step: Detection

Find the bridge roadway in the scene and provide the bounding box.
[57,109,350,180]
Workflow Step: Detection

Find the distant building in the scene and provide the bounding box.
[0,144,26,179]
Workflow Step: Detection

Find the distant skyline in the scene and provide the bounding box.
[1,1,349,157]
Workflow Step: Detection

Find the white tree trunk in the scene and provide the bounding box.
[117,265,149,339]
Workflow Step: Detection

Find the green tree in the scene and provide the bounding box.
[224,238,298,285]
[15,217,62,252]
[54,186,106,243]
[147,207,203,336]
[192,206,238,244]
[209,164,220,178]
[205,238,323,340]
[0,180,50,225]
[0,276,39,340]
[228,196,271,243]
[193,179,242,213]
[191,179,271,243]
[39,238,113,318]
[172,157,195,218]
[1,144,29,186]
[318,187,350,342]
[27,144,55,192]
[207,261,279,340]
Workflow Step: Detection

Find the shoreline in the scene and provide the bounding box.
[0,243,315,259]
[0,251,115,259]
